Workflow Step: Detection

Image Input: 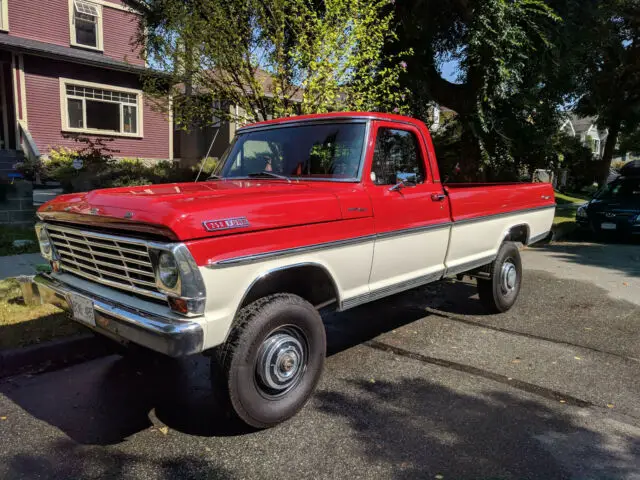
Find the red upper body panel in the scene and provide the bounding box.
[38,112,555,264]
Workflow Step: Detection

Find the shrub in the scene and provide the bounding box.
[18,135,222,192]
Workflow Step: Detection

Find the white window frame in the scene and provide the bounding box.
[69,0,104,51]
[0,0,9,31]
[59,78,144,138]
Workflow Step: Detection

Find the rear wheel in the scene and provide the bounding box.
[212,294,326,429]
[477,241,522,313]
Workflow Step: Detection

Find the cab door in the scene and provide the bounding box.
[365,121,452,293]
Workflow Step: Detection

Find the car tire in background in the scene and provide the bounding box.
[477,241,522,313]
[211,293,326,429]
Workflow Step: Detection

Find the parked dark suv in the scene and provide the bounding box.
[576,176,640,237]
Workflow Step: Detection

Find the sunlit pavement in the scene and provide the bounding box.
[0,245,638,479]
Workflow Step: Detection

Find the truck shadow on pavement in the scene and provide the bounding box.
[1,275,639,478]
[4,438,235,479]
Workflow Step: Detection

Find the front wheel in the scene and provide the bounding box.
[477,241,522,313]
[212,294,326,429]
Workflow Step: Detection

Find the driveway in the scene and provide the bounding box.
[0,243,638,479]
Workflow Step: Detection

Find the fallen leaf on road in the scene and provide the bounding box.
[0,416,6,420]
[607,403,615,409]
[574,356,582,360]
[369,378,376,384]
[512,358,521,364]
[158,426,169,435]
[622,282,628,287]
[435,475,444,479]
[584,327,592,331]
[559,400,566,404]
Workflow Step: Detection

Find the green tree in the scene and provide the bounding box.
[573,0,640,184]
[390,0,561,179]
[138,0,409,131]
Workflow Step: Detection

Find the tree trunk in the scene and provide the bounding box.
[598,117,622,186]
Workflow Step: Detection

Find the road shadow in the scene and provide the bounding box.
[315,377,640,479]
[0,284,461,445]
[2,438,234,480]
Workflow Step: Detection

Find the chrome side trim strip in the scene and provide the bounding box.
[528,230,551,245]
[444,255,496,277]
[209,234,377,268]
[340,270,445,311]
[452,205,556,226]
[208,205,554,269]
[375,222,452,240]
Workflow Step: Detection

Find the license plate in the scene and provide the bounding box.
[601,222,617,230]
[68,293,95,327]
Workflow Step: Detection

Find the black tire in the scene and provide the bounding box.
[212,293,326,429]
[477,241,522,313]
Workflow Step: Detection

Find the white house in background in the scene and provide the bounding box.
[428,103,457,132]
[559,115,608,159]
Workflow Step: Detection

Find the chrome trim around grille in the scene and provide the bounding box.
[45,224,166,301]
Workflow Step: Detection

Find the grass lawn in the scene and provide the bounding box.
[554,212,576,226]
[0,225,39,256]
[0,278,82,350]
[555,191,590,205]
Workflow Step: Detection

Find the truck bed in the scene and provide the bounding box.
[445,182,555,223]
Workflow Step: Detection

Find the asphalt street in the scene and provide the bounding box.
[0,241,638,479]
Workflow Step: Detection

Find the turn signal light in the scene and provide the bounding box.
[168,297,189,314]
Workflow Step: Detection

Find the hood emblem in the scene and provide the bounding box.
[124,212,134,219]
[605,212,616,218]
[203,217,250,232]
[90,208,100,215]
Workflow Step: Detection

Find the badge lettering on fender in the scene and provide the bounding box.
[203,217,250,232]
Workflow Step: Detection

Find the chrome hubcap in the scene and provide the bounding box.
[501,261,517,293]
[256,327,306,396]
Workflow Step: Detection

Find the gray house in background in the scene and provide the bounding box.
[174,70,304,165]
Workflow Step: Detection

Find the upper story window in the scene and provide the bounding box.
[61,79,143,137]
[371,128,426,185]
[70,0,103,50]
[0,0,8,31]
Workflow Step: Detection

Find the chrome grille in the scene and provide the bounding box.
[46,224,164,300]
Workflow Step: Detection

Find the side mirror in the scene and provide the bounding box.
[389,172,418,192]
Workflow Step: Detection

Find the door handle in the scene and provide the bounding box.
[431,193,446,202]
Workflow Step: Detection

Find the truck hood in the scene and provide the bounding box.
[37,180,347,241]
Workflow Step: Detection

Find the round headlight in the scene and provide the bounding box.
[576,206,588,219]
[38,228,51,256]
[158,252,179,289]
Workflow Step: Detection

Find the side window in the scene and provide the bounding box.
[371,128,426,185]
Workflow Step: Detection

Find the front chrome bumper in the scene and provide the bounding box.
[18,274,204,357]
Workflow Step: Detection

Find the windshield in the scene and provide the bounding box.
[595,178,640,201]
[218,122,367,181]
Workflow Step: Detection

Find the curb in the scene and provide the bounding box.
[0,334,112,378]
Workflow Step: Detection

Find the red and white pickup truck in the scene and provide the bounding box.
[24,112,555,427]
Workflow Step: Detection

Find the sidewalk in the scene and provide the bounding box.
[0,253,45,280]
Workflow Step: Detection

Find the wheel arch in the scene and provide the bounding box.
[501,223,530,246]
[238,262,341,311]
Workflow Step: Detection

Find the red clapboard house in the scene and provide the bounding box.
[0,0,171,178]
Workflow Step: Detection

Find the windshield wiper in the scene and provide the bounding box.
[247,171,291,183]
